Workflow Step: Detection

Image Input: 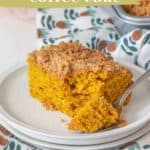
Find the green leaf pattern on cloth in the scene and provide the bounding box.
[37,8,150,70]
[128,143,141,150]
[104,29,150,70]
[0,126,39,150]
[37,7,120,49]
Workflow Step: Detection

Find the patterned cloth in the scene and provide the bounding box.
[0,7,150,150]
[0,126,37,150]
[37,7,150,70]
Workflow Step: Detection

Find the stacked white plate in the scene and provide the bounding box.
[0,60,150,150]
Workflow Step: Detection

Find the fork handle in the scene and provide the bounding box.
[117,69,150,106]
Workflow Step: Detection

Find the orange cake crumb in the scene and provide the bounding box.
[123,0,150,16]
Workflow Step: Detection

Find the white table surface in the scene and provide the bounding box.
[0,8,37,73]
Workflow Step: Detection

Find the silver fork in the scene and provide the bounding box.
[116,69,150,106]
[102,70,150,131]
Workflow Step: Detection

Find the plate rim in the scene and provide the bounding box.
[1,117,150,150]
[0,60,150,140]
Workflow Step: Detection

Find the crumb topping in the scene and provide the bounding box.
[123,0,150,16]
[28,42,131,79]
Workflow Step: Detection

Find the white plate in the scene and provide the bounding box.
[1,118,150,150]
[0,60,150,145]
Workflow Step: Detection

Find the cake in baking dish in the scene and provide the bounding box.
[27,42,132,132]
[123,0,150,16]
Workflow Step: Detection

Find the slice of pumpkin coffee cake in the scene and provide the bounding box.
[27,42,132,132]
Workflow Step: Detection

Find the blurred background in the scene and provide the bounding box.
[0,8,36,72]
